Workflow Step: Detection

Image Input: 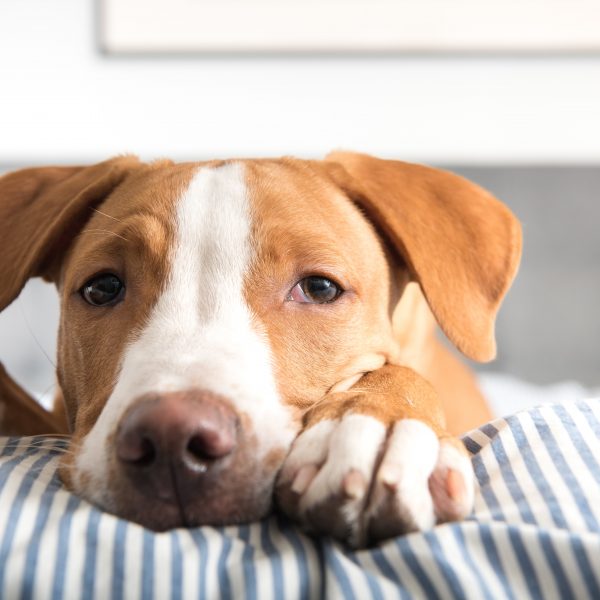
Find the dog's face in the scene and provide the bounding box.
[56,159,400,527]
[0,153,520,529]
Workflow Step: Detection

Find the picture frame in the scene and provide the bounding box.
[101,0,600,54]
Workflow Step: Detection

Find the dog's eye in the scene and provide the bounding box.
[81,274,125,306]
[289,276,342,304]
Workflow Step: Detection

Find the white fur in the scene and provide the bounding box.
[299,415,385,509]
[281,414,386,545]
[75,163,297,503]
[371,419,440,530]
[278,419,337,482]
[282,415,471,542]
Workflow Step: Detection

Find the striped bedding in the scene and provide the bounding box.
[1,399,600,599]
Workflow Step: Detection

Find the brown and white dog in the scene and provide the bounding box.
[0,152,521,547]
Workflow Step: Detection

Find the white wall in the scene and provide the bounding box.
[1,1,600,398]
[0,280,58,406]
[1,0,600,165]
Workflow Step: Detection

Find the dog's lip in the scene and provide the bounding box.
[116,449,236,502]
[112,492,273,532]
[102,452,279,530]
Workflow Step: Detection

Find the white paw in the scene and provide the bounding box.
[276,414,474,548]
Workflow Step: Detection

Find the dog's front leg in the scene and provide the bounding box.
[276,365,474,548]
[0,363,67,436]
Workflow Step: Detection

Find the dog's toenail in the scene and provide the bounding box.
[378,464,400,489]
[291,464,318,495]
[446,469,465,502]
[343,469,367,499]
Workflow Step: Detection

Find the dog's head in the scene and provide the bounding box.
[0,153,520,528]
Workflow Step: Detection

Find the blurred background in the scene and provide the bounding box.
[1,0,599,405]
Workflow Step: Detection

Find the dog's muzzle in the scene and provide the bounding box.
[111,390,283,529]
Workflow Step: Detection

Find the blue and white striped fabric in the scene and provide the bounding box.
[1,399,600,599]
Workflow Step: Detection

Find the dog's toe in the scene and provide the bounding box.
[276,414,385,546]
[429,439,475,522]
[277,415,475,548]
[363,421,475,545]
[364,419,439,542]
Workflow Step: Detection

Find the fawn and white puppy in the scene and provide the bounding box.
[0,152,520,547]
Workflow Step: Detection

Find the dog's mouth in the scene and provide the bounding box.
[59,391,297,530]
[107,452,284,531]
[60,440,288,531]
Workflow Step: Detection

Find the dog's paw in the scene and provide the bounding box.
[276,414,474,548]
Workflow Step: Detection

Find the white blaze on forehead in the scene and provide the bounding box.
[75,163,296,499]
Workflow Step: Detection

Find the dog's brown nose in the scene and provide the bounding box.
[116,390,238,501]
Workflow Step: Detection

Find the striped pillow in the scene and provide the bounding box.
[1,400,600,599]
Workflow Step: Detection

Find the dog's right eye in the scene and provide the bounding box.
[81,274,125,306]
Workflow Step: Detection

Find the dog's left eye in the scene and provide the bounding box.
[289,276,342,304]
[81,274,125,306]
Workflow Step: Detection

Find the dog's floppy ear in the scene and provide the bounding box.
[0,156,140,312]
[325,151,522,362]
[0,157,139,435]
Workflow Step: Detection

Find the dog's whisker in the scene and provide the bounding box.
[2,434,72,444]
[19,448,72,458]
[92,207,126,224]
[78,229,130,242]
[17,301,57,369]
[2,436,71,445]
[37,381,58,409]
[0,444,73,457]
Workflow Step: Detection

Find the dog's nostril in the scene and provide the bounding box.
[117,433,157,467]
[186,428,235,463]
[117,392,239,490]
[186,434,212,461]
[132,437,156,467]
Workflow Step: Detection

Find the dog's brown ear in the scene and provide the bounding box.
[325,151,522,362]
[0,156,140,312]
[0,157,139,435]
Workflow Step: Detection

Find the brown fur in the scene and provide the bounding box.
[0,153,521,509]
[245,159,399,410]
[0,363,66,435]
[244,156,520,434]
[325,152,522,362]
